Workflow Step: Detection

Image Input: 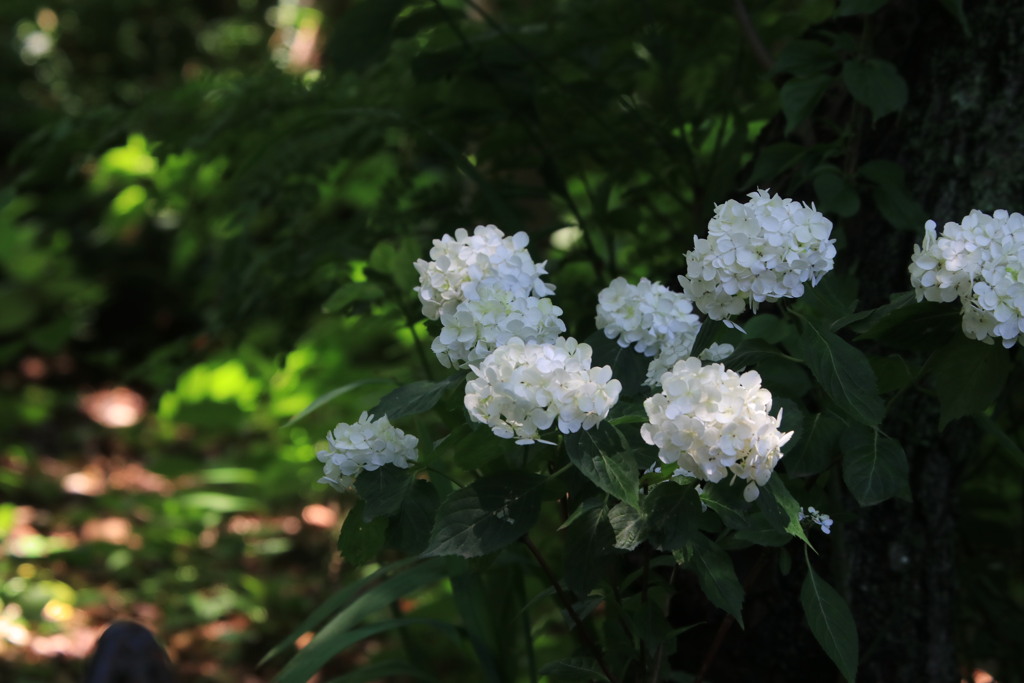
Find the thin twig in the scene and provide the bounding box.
[521,536,621,683]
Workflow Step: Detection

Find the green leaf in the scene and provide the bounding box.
[423,472,544,558]
[274,561,450,683]
[282,379,394,428]
[757,477,811,545]
[784,412,843,477]
[799,319,885,427]
[565,423,640,509]
[371,372,466,421]
[564,505,615,596]
[859,160,929,232]
[938,0,971,36]
[642,481,703,551]
[338,499,388,566]
[700,480,751,530]
[690,318,726,358]
[841,58,908,122]
[929,335,1010,428]
[326,659,438,683]
[260,557,423,666]
[608,501,646,551]
[323,0,407,73]
[674,535,745,627]
[836,0,889,15]
[388,480,441,555]
[855,298,961,351]
[840,424,910,506]
[780,75,833,136]
[812,167,860,218]
[771,40,838,77]
[355,464,415,521]
[801,554,859,683]
[538,657,610,682]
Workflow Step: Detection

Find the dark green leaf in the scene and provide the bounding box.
[837,0,889,15]
[757,476,810,546]
[700,480,751,530]
[338,499,388,566]
[938,0,971,36]
[780,75,833,136]
[423,472,544,558]
[276,562,449,683]
[799,319,885,427]
[326,659,438,683]
[323,0,407,73]
[564,505,615,596]
[855,298,960,351]
[538,658,610,682]
[690,318,727,358]
[840,424,910,506]
[322,281,386,314]
[674,535,745,626]
[784,412,843,477]
[565,423,640,509]
[801,555,859,683]
[389,480,441,555]
[746,143,808,188]
[812,167,860,218]
[842,58,908,122]
[355,464,415,521]
[929,335,1010,428]
[371,372,466,421]
[643,481,703,551]
[771,40,838,77]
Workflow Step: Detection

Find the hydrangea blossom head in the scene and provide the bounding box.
[595,277,701,357]
[431,282,566,368]
[679,189,836,321]
[464,337,622,444]
[316,412,419,491]
[909,209,1024,348]
[414,225,554,320]
[640,357,791,502]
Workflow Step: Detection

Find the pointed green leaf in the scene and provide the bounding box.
[801,556,859,683]
[565,423,640,509]
[355,464,415,521]
[371,372,466,421]
[780,74,833,135]
[842,58,907,122]
[929,335,1010,428]
[784,412,843,477]
[800,319,885,426]
[389,480,441,555]
[338,499,388,566]
[674,535,745,627]
[757,477,811,546]
[642,481,703,551]
[564,505,615,596]
[538,657,610,682]
[423,473,544,557]
[840,424,910,506]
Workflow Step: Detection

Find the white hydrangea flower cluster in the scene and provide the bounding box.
[908,209,1024,348]
[640,357,792,502]
[414,225,564,368]
[679,189,836,321]
[595,277,702,356]
[316,412,419,492]
[414,225,555,320]
[464,337,622,445]
[799,506,834,535]
[430,281,566,368]
[644,341,735,387]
